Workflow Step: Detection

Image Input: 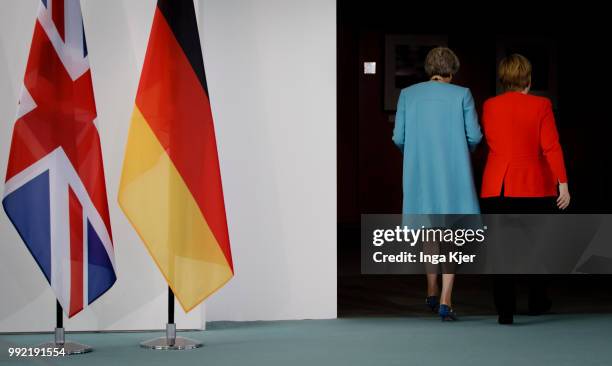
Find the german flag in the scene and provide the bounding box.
[118,0,233,312]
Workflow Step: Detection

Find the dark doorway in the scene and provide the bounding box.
[337,1,612,317]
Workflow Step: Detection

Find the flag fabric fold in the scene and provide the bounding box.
[2,0,116,318]
[118,0,233,312]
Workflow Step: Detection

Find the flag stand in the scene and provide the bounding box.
[37,301,92,355]
[140,287,203,350]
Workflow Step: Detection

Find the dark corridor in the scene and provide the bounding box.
[337,1,612,316]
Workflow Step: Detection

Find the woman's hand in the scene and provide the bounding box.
[557,182,570,210]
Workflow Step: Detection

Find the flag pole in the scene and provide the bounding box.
[56,300,63,330]
[139,286,203,350]
[54,300,64,345]
[36,301,92,355]
[166,287,176,345]
[168,286,174,324]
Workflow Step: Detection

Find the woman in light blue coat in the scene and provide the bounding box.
[393,47,482,321]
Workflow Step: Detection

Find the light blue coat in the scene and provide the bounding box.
[393,81,483,214]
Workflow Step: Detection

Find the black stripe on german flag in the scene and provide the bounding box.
[157,0,209,95]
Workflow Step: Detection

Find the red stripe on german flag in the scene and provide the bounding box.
[136,6,232,269]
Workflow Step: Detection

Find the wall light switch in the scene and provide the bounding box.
[364,62,376,74]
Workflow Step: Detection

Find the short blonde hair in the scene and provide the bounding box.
[424,47,460,78]
[498,54,532,91]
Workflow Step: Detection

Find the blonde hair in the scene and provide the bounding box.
[498,54,532,91]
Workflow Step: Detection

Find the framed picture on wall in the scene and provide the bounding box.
[384,34,448,111]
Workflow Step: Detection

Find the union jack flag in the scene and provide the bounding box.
[2,0,116,318]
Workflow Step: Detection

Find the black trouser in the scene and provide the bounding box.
[493,275,550,315]
[481,195,557,316]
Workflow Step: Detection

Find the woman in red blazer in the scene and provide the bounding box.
[481,54,570,325]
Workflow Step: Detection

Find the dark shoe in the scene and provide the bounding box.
[425,296,439,312]
[439,304,457,321]
[498,314,514,325]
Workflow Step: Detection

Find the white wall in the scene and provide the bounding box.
[199,0,337,321]
[0,0,336,331]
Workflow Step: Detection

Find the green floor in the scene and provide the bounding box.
[1,314,611,366]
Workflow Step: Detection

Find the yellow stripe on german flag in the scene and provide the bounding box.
[118,0,233,312]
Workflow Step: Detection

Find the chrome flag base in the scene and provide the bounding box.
[38,327,92,355]
[140,323,203,350]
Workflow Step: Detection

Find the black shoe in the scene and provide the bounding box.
[498,314,514,325]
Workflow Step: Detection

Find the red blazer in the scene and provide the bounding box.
[481,92,567,198]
